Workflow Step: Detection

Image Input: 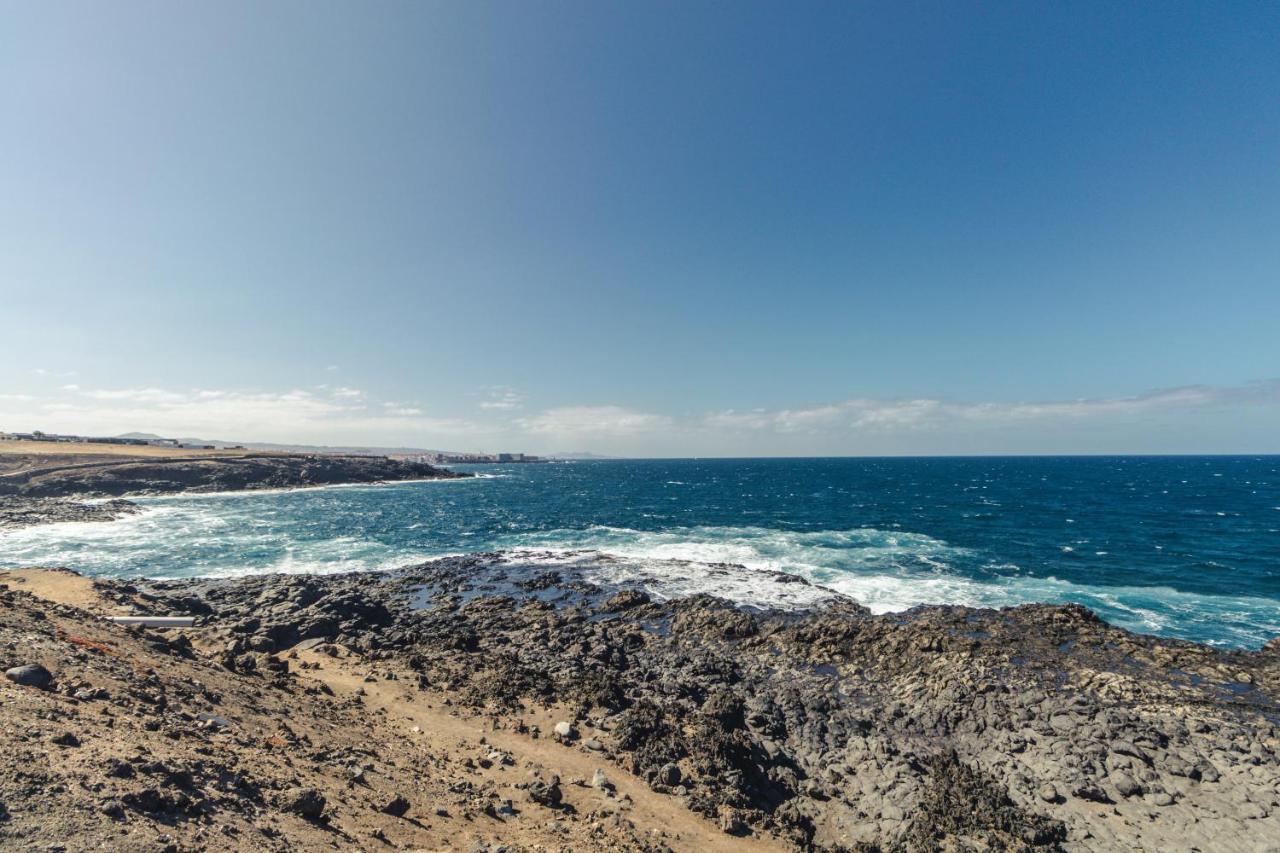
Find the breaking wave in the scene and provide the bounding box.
[487,524,1280,646]
[3,456,1279,648]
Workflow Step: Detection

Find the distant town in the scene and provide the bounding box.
[406,452,547,465]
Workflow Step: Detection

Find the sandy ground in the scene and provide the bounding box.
[0,567,113,612]
[0,439,249,475]
[0,569,785,852]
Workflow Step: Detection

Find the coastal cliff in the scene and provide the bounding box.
[1,554,1277,851]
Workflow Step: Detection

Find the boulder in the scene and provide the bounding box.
[528,776,562,808]
[5,664,53,689]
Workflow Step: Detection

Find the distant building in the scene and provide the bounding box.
[0,431,184,447]
[423,450,545,465]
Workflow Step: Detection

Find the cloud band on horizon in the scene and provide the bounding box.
[2,378,1279,455]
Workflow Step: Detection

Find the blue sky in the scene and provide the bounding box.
[2,2,1279,455]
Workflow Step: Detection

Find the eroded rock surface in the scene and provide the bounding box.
[106,551,1280,851]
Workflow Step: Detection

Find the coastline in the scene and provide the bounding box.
[126,473,486,502]
[0,452,470,528]
[3,456,1278,849]
[1,555,1278,850]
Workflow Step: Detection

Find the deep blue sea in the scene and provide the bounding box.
[3,456,1278,648]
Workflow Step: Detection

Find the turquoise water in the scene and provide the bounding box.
[2,456,1278,648]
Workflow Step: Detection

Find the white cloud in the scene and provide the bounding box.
[702,381,1280,435]
[478,387,526,411]
[3,378,1277,454]
[1,385,480,444]
[383,403,424,416]
[518,405,673,436]
[83,387,189,404]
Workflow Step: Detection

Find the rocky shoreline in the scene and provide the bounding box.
[2,553,1277,851]
[0,453,468,526]
[0,495,143,529]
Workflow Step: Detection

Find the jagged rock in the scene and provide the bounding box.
[528,776,563,808]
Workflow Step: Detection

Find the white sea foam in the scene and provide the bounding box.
[136,476,479,501]
[499,549,840,611]
[481,524,1280,645]
[5,504,1279,647]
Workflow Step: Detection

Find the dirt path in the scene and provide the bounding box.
[0,568,788,851]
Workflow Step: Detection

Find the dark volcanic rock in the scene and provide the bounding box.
[900,751,1068,850]
[527,776,563,808]
[0,454,467,499]
[600,589,651,612]
[98,551,1280,851]
[0,496,140,528]
[4,664,53,689]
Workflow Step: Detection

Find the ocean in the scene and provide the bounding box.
[3,456,1278,648]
